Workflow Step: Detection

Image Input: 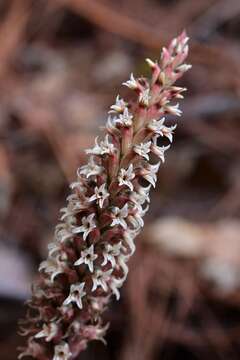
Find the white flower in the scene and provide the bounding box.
[86,135,115,156]
[70,179,86,193]
[88,183,109,208]
[151,136,170,162]
[123,231,136,256]
[164,103,182,116]
[141,162,160,187]
[161,123,177,143]
[118,164,135,191]
[59,207,74,221]
[102,242,122,267]
[109,277,123,300]
[115,107,133,127]
[109,95,127,113]
[72,213,96,241]
[55,224,73,244]
[18,337,40,359]
[78,157,104,178]
[117,254,129,280]
[133,142,151,160]
[74,244,98,272]
[65,194,88,213]
[148,118,177,142]
[176,64,192,72]
[82,323,109,344]
[145,58,156,68]
[48,242,61,257]
[106,115,117,133]
[39,257,65,282]
[63,282,86,309]
[122,73,138,89]
[55,228,72,244]
[139,88,151,106]
[128,204,147,230]
[147,118,165,133]
[59,208,77,225]
[92,269,113,292]
[60,201,88,221]
[171,86,186,99]
[111,204,129,229]
[130,184,151,205]
[53,342,72,360]
[35,322,58,342]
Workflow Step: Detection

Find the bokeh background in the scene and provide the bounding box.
[0,0,240,359]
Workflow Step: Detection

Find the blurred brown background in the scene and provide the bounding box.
[0,0,240,359]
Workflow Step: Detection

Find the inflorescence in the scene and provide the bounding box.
[19,31,191,360]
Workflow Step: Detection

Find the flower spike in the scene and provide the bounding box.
[19,31,191,360]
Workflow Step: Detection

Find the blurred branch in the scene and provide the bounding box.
[0,0,30,78]
[20,106,77,183]
[190,0,240,40]
[182,119,240,153]
[56,0,240,84]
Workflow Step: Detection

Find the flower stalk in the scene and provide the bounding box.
[19,31,191,360]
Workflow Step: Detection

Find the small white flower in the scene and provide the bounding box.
[128,205,146,230]
[18,337,40,359]
[35,322,58,342]
[53,342,72,360]
[48,242,61,257]
[66,194,88,213]
[164,103,182,117]
[170,36,178,49]
[147,118,165,133]
[82,323,109,344]
[39,257,65,283]
[130,184,151,205]
[171,86,186,99]
[55,224,73,243]
[117,254,129,280]
[92,269,113,292]
[111,204,129,229]
[176,64,192,72]
[109,276,123,300]
[60,201,87,221]
[123,231,136,256]
[128,215,143,231]
[133,142,151,160]
[151,136,170,162]
[63,282,86,309]
[59,207,74,221]
[59,208,77,225]
[145,58,156,68]
[141,162,160,187]
[102,242,122,267]
[115,107,133,127]
[139,88,151,106]
[161,123,177,143]
[78,157,104,178]
[70,179,86,193]
[74,244,98,272]
[118,164,135,191]
[122,73,138,89]
[148,118,177,142]
[72,213,96,241]
[88,183,109,208]
[86,135,115,156]
[109,95,127,113]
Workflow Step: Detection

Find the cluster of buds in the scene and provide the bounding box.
[18,32,191,360]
